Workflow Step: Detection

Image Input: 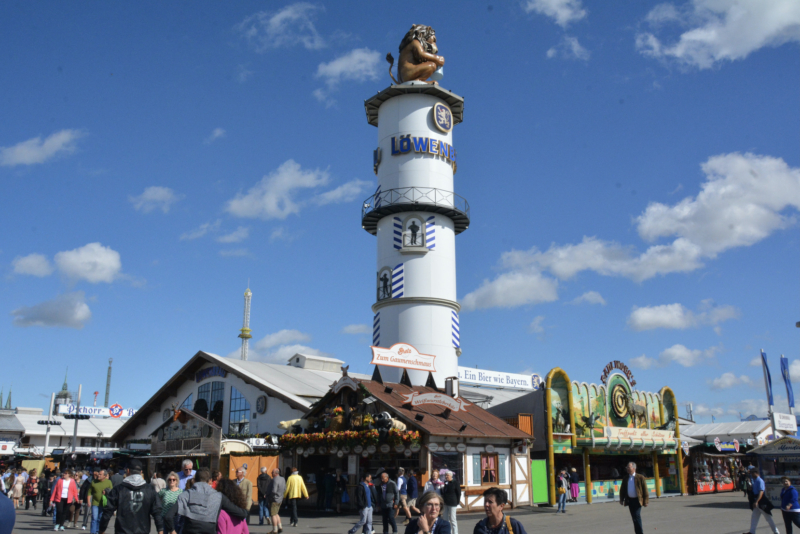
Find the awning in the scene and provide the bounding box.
[146,452,210,459]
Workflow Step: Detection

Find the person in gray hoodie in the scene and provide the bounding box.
[99,460,163,534]
[266,468,286,533]
[166,468,247,534]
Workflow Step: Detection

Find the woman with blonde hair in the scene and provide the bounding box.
[403,491,451,534]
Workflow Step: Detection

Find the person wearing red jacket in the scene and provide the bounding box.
[51,469,80,531]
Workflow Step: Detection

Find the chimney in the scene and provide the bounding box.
[445,377,459,399]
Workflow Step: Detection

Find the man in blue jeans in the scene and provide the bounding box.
[349,473,378,534]
[89,470,112,534]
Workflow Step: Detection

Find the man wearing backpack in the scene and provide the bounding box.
[473,487,527,534]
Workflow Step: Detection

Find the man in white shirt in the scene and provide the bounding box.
[177,460,196,490]
[619,462,648,534]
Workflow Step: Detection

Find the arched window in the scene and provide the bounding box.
[377,267,392,301]
[180,393,193,410]
[196,381,225,426]
[228,386,250,435]
[403,217,425,248]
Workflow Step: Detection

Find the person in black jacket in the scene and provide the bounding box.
[166,468,248,534]
[99,459,163,534]
[78,471,94,530]
[378,472,400,534]
[349,473,379,534]
[257,467,272,526]
[441,472,461,534]
[40,474,54,516]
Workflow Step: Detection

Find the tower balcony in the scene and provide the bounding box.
[361,186,470,235]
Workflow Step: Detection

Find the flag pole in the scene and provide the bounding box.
[761,349,776,441]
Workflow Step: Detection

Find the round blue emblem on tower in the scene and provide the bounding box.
[433,102,452,133]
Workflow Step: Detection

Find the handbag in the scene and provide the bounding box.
[342,489,349,503]
[557,487,566,495]
[757,497,775,514]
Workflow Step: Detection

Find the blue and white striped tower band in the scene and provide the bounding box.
[393,217,402,250]
[374,185,382,208]
[451,311,460,349]
[391,263,404,298]
[426,216,435,250]
[373,312,380,345]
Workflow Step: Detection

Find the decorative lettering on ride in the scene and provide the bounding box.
[163,425,203,441]
[604,427,673,440]
[401,392,468,412]
[600,360,637,387]
[390,135,457,173]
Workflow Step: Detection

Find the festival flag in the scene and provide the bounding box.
[781,355,795,409]
[762,350,774,408]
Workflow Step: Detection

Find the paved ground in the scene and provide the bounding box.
[8,492,781,534]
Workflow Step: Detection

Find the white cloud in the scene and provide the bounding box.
[269,226,297,242]
[636,0,800,69]
[54,243,122,284]
[791,359,800,382]
[524,0,587,27]
[546,36,591,60]
[569,291,606,305]
[727,398,770,418]
[217,226,249,243]
[12,253,54,277]
[470,153,800,289]
[750,357,761,366]
[237,65,253,83]
[11,292,91,329]
[225,160,330,220]
[255,329,311,350]
[180,220,221,240]
[233,329,330,363]
[342,324,370,335]
[236,3,325,52]
[219,248,250,257]
[313,179,372,205]
[709,372,753,389]
[630,343,721,369]
[461,271,559,311]
[529,316,546,333]
[691,403,724,418]
[0,129,83,166]
[315,48,381,87]
[628,300,739,331]
[204,128,226,144]
[129,186,183,213]
[313,48,382,106]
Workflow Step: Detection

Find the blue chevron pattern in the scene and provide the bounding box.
[393,217,402,250]
[452,311,460,349]
[392,263,404,298]
[374,185,382,208]
[373,312,380,345]
[426,216,436,250]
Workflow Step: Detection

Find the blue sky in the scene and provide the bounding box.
[1,0,798,422]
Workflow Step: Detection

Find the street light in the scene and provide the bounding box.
[96,432,103,453]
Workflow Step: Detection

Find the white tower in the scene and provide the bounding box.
[239,286,252,361]
[364,81,466,387]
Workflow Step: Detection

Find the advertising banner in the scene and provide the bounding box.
[604,426,674,441]
[370,343,436,372]
[57,403,137,418]
[457,367,541,390]
[774,412,798,432]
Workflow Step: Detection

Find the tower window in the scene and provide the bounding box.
[377,267,393,301]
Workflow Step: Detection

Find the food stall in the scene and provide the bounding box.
[489,362,686,505]
[748,436,800,506]
[278,368,533,512]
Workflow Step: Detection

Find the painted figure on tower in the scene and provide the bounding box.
[386,24,445,84]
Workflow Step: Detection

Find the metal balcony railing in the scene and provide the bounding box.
[361,186,470,235]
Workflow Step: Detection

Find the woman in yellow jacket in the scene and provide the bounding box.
[284,468,308,527]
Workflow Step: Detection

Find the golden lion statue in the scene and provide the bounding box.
[386,24,445,84]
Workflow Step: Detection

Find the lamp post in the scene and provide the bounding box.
[96,432,103,453]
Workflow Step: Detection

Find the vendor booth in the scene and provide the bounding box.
[489,363,686,505]
[748,436,800,507]
[681,420,777,494]
[278,369,532,513]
